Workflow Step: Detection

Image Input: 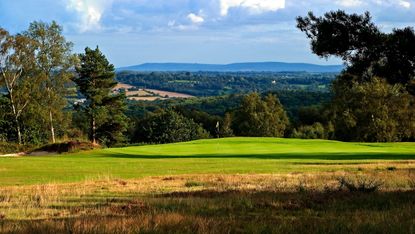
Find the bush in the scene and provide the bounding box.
[32,141,97,154]
[0,142,32,154]
[133,109,210,144]
[337,176,383,193]
[291,122,326,139]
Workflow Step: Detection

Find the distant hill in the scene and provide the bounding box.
[117,62,343,73]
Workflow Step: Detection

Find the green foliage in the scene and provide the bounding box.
[233,93,289,137]
[332,77,415,142]
[97,93,129,146]
[219,113,234,138]
[297,10,415,94]
[133,109,209,144]
[291,122,326,139]
[174,107,222,137]
[298,10,415,142]
[116,71,337,96]
[297,11,380,61]
[74,47,128,146]
[297,105,328,126]
[24,21,76,143]
[0,142,33,154]
[0,27,41,144]
[0,95,13,141]
[0,22,76,145]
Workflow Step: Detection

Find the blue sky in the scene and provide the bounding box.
[1,0,414,67]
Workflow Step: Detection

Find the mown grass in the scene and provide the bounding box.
[1,137,415,186]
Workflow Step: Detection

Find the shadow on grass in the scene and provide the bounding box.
[100,151,415,161]
[2,190,415,234]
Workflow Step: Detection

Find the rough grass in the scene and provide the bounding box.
[0,172,415,233]
[0,137,415,186]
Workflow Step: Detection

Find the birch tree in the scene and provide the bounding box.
[0,29,36,144]
[24,21,75,143]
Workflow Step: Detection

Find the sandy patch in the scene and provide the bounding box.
[0,152,26,157]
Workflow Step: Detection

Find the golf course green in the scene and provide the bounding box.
[1,137,414,185]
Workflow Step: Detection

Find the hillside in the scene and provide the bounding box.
[117,62,344,72]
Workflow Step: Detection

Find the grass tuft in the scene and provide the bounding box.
[337,175,383,193]
[185,181,206,188]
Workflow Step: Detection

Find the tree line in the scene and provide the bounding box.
[1,10,415,150]
[116,71,337,96]
[0,22,127,146]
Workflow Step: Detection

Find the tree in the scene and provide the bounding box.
[0,95,14,141]
[332,76,415,142]
[297,11,415,142]
[73,47,128,145]
[24,21,75,143]
[96,91,129,146]
[233,93,289,137]
[133,109,209,144]
[175,107,222,137]
[219,112,234,138]
[0,28,38,144]
[291,122,326,139]
[297,10,415,94]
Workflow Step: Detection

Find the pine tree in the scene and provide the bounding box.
[73,47,128,145]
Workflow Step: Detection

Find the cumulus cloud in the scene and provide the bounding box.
[187,13,205,24]
[67,0,114,32]
[219,0,285,16]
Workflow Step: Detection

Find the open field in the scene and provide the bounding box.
[145,88,194,98]
[1,138,415,233]
[113,83,194,101]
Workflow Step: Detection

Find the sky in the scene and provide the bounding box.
[0,0,414,67]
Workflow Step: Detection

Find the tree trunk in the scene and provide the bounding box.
[49,110,56,143]
[91,117,97,145]
[10,93,22,145]
[15,117,22,145]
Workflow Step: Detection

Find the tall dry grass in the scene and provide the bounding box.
[1,167,415,233]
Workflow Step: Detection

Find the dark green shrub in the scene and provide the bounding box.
[133,109,209,144]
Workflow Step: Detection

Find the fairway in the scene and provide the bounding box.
[1,138,415,186]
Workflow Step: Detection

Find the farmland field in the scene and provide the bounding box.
[1,138,415,233]
[113,82,194,101]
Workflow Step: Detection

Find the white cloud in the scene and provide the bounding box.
[219,0,285,16]
[187,13,204,24]
[398,0,411,8]
[67,0,114,32]
[336,0,363,7]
